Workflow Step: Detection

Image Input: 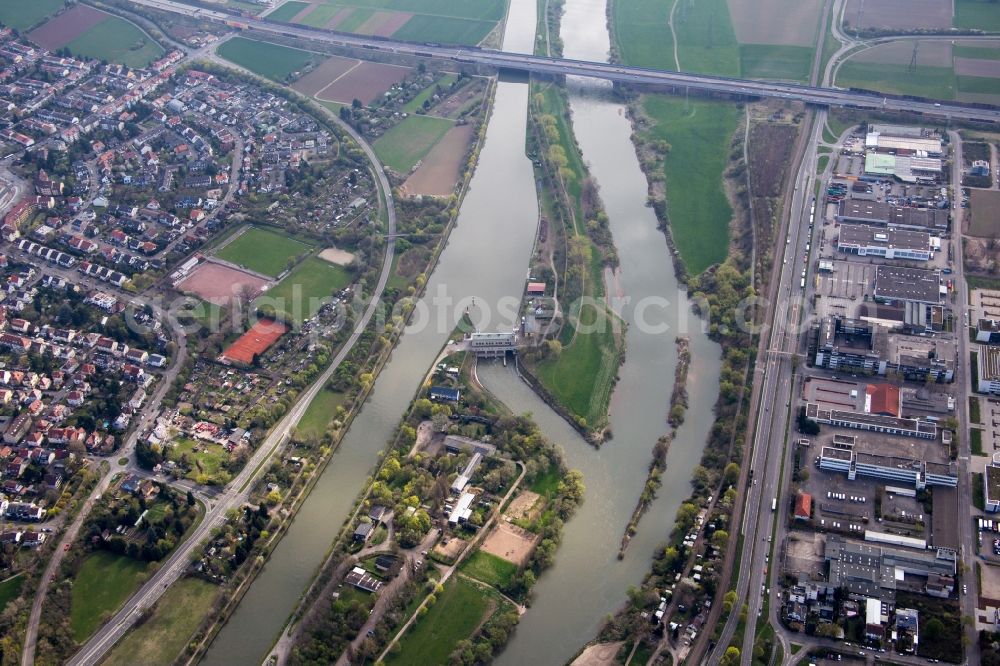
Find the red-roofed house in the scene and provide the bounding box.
[865,384,901,418]
[794,493,812,521]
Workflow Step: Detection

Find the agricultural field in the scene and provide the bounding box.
[0,0,63,30]
[215,226,313,278]
[217,37,321,81]
[613,0,817,80]
[843,0,952,31]
[29,6,164,68]
[374,115,455,173]
[384,575,501,666]
[284,0,508,45]
[64,15,165,68]
[266,1,311,22]
[460,550,519,588]
[256,256,352,322]
[402,124,475,196]
[969,190,1000,238]
[837,39,1000,104]
[104,578,219,666]
[640,95,739,275]
[740,44,813,81]
[70,552,150,642]
[956,0,1000,32]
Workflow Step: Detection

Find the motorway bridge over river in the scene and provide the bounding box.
[131,0,1000,124]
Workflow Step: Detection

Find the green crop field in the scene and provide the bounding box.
[216,227,313,278]
[404,74,458,113]
[956,0,1000,31]
[104,578,218,666]
[958,76,1000,99]
[674,0,739,76]
[836,62,957,100]
[954,45,1000,61]
[612,0,677,69]
[385,576,495,666]
[740,44,813,81]
[537,303,621,428]
[298,388,347,439]
[321,0,506,21]
[266,0,309,21]
[461,550,518,589]
[0,0,63,30]
[66,16,165,68]
[374,115,454,172]
[218,37,320,81]
[393,16,496,45]
[334,8,374,32]
[0,573,24,612]
[640,95,738,275]
[257,256,352,322]
[298,4,344,27]
[71,552,149,642]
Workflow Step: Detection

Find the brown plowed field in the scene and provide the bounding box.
[356,11,413,37]
[325,6,353,28]
[176,261,270,305]
[956,57,1000,78]
[843,0,951,31]
[290,55,359,97]
[315,61,410,105]
[291,3,318,22]
[728,0,822,46]
[28,5,107,49]
[402,124,474,196]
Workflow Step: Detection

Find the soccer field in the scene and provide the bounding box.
[216,227,313,278]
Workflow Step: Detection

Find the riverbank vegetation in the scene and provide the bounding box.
[618,336,690,557]
[517,81,624,437]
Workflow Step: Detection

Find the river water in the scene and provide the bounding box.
[201,1,540,662]
[487,0,722,663]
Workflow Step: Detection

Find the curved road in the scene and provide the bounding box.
[64,59,398,666]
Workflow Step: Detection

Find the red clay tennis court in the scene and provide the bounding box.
[220,319,288,366]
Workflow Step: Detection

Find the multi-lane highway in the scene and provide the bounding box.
[702,106,827,665]
[127,0,1000,124]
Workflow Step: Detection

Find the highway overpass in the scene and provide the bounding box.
[130,0,1000,125]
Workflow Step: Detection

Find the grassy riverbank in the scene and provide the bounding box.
[635,95,740,276]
